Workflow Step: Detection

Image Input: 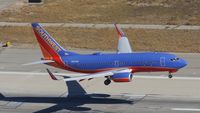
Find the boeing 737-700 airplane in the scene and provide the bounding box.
[26,23,187,85]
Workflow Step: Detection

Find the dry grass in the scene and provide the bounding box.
[0,26,200,53]
[0,0,199,25]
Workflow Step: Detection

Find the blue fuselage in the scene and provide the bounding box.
[60,52,187,73]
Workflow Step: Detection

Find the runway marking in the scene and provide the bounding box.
[171,108,200,111]
[134,76,200,80]
[5,102,23,109]
[122,94,146,100]
[0,71,200,80]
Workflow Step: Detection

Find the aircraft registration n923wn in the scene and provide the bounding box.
[26,23,187,85]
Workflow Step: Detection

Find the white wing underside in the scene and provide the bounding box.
[47,68,132,82]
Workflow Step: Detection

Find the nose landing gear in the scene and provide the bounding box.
[104,79,111,85]
[168,73,173,78]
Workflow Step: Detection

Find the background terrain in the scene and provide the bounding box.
[0,0,199,52]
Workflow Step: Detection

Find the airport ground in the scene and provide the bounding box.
[0,1,199,53]
[0,0,200,113]
[0,47,200,113]
[0,26,200,53]
[0,0,199,25]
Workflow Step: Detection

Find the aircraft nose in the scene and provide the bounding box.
[179,59,187,68]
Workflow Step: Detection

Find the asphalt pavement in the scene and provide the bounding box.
[0,47,200,113]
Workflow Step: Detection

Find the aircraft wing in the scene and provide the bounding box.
[47,68,132,82]
[115,24,132,53]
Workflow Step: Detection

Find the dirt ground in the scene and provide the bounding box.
[0,0,199,25]
[0,26,199,53]
[0,0,199,53]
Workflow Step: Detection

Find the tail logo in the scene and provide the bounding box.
[35,26,62,53]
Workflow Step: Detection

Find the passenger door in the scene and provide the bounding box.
[160,57,165,67]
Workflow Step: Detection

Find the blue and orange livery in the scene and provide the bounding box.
[30,23,187,85]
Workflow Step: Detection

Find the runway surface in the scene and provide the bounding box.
[0,47,200,113]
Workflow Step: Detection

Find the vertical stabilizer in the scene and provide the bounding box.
[32,23,77,60]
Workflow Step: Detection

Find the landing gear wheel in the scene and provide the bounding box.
[104,79,111,85]
[168,74,173,79]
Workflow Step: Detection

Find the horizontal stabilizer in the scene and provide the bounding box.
[23,60,54,66]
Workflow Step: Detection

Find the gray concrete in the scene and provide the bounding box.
[1,72,200,113]
[0,22,200,30]
[0,47,200,113]
[0,0,17,11]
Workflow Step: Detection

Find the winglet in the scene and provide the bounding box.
[114,24,126,38]
[114,23,132,53]
[46,68,58,80]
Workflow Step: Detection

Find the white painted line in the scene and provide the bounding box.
[123,94,146,100]
[171,108,200,111]
[5,102,23,109]
[122,94,146,97]
[0,71,200,80]
[134,76,200,80]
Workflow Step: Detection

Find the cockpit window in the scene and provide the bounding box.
[170,58,175,61]
[170,57,180,61]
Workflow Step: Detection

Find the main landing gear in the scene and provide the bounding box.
[104,79,111,85]
[168,73,173,79]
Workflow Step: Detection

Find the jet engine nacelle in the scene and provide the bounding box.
[111,72,133,82]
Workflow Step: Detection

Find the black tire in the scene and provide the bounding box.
[168,74,173,78]
[104,79,111,85]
